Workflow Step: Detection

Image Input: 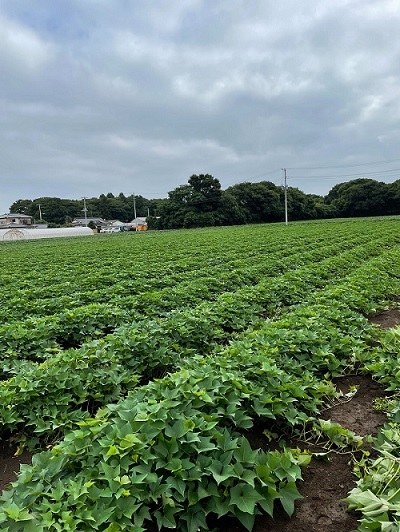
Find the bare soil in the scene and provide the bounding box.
[369,307,400,329]
[0,442,31,492]
[0,308,399,531]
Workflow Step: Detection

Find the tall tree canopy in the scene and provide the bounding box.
[226,181,282,223]
[156,174,225,229]
[325,179,391,217]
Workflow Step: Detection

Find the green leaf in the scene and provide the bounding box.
[234,508,256,531]
[279,481,303,516]
[120,433,142,449]
[103,523,122,532]
[234,438,258,464]
[258,486,279,517]
[241,469,256,487]
[100,462,120,482]
[229,483,265,514]
[207,461,236,484]
[206,495,230,517]
[154,506,179,529]
[116,497,141,519]
[106,445,119,456]
[180,507,208,532]
[196,435,216,453]
[3,504,33,522]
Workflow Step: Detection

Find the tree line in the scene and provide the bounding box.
[10,193,154,227]
[9,175,400,228]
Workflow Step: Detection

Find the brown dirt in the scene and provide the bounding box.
[0,442,31,492]
[369,307,400,329]
[0,308,398,531]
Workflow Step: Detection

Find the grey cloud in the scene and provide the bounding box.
[1,0,400,212]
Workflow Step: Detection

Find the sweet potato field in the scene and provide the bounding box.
[1,218,400,531]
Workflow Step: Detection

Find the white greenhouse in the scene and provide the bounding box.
[0,227,94,241]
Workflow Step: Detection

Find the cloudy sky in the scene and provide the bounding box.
[1,0,400,213]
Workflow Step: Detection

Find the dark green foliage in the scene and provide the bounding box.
[9,194,152,226]
[1,219,400,530]
[226,181,283,223]
[9,176,400,229]
[325,178,392,217]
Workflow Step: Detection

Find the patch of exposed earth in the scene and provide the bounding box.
[369,307,400,329]
[0,441,31,492]
[0,307,399,531]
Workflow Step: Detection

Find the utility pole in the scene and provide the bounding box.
[38,204,43,221]
[282,168,288,225]
[133,193,137,232]
[82,197,88,227]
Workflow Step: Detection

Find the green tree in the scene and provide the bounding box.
[282,187,321,221]
[217,191,246,225]
[27,198,78,225]
[9,199,33,215]
[226,181,283,223]
[158,175,223,229]
[157,185,191,229]
[147,199,168,229]
[386,180,400,215]
[308,194,335,219]
[94,194,114,220]
[188,174,222,211]
[325,179,390,217]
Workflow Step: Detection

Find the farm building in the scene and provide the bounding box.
[72,217,107,227]
[0,227,94,241]
[130,217,148,231]
[101,220,132,232]
[0,213,33,228]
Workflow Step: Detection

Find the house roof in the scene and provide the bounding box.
[72,217,107,224]
[130,217,147,224]
[0,213,32,219]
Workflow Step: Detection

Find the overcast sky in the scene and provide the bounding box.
[1,0,400,213]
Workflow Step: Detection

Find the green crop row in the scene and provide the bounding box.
[1,236,400,530]
[342,324,400,531]
[0,225,378,324]
[0,219,396,323]
[1,218,400,531]
[0,239,398,445]
[1,232,397,363]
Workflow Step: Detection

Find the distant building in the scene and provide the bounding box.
[72,217,107,227]
[109,220,125,227]
[0,213,33,228]
[100,220,132,233]
[72,217,146,232]
[130,217,148,231]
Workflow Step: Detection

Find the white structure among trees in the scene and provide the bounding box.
[0,227,93,241]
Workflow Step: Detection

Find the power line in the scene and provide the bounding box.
[289,167,400,179]
[241,168,281,181]
[224,169,282,188]
[286,157,400,171]
[224,158,400,190]
[132,156,400,201]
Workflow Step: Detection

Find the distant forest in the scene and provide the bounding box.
[9,175,400,229]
